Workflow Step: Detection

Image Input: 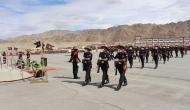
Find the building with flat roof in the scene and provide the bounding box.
[135,37,190,46]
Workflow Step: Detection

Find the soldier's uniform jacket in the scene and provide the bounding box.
[127,46,134,56]
[97,51,109,68]
[82,51,93,70]
[151,47,159,56]
[179,46,185,52]
[174,46,179,52]
[145,47,150,55]
[70,50,80,63]
[114,51,127,67]
[139,47,146,57]
[166,46,171,55]
[161,46,167,55]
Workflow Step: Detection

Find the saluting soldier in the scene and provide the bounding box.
[97,46,110,88]
[151,46,159,69]
[139,46,146,68]
[69,46,81,79]
[82,47,93,86]
[114,45,128,91]
[127,46,134,68]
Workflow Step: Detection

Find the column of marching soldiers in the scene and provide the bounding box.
[69,45,188,91]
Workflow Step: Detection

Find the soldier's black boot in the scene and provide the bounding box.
[82,81,88,86]
[154,66,158,69]
[115,84,121,91]
[123,81,128,86]
[98,83,104,88]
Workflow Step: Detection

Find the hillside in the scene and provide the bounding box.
[1,20,190,49]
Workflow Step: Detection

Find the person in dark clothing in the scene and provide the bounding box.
[126,46,134,68]
[151,46,159,69]
[179,46,185,58]
[139,46,146,68]
[98,46,110,88]
[114,45,128,91]
[69,46,81,79]
[169,46,174,58]
[134,46,139,60]
[166,46,170,61]
[26,50,31,67]
[174,45,179,58]
[145,46,150,63]
[161,46,167,64]
[82,47,93,86]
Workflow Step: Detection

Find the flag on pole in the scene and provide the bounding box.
[34,41,41,48]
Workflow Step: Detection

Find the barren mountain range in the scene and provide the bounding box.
[1,19,190,49]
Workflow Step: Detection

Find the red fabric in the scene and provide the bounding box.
[123,66,128,71]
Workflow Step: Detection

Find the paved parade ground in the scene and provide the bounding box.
[0,52,190,110]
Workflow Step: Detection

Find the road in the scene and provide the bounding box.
[0,52,190,110]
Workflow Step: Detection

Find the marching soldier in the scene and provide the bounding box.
[134,46,139,59]
[114,45,128,91]
[127,46,134,68]
[174,45,179,58]
[151,46,159,69]
[69,46,81,79]
[179,46,185,58]
[184,46,188,55]
[82,47,93,86]
[97,46,110,88]
[145,46,150,63]
[169,46,174,58]
[166,46,170,61]
[139,46,146,68]
[161,46,167,64]
[158,46,163,61]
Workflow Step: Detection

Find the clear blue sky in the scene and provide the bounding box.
[0,0,190,38]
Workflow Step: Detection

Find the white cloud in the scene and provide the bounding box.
[0,0,190,38]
